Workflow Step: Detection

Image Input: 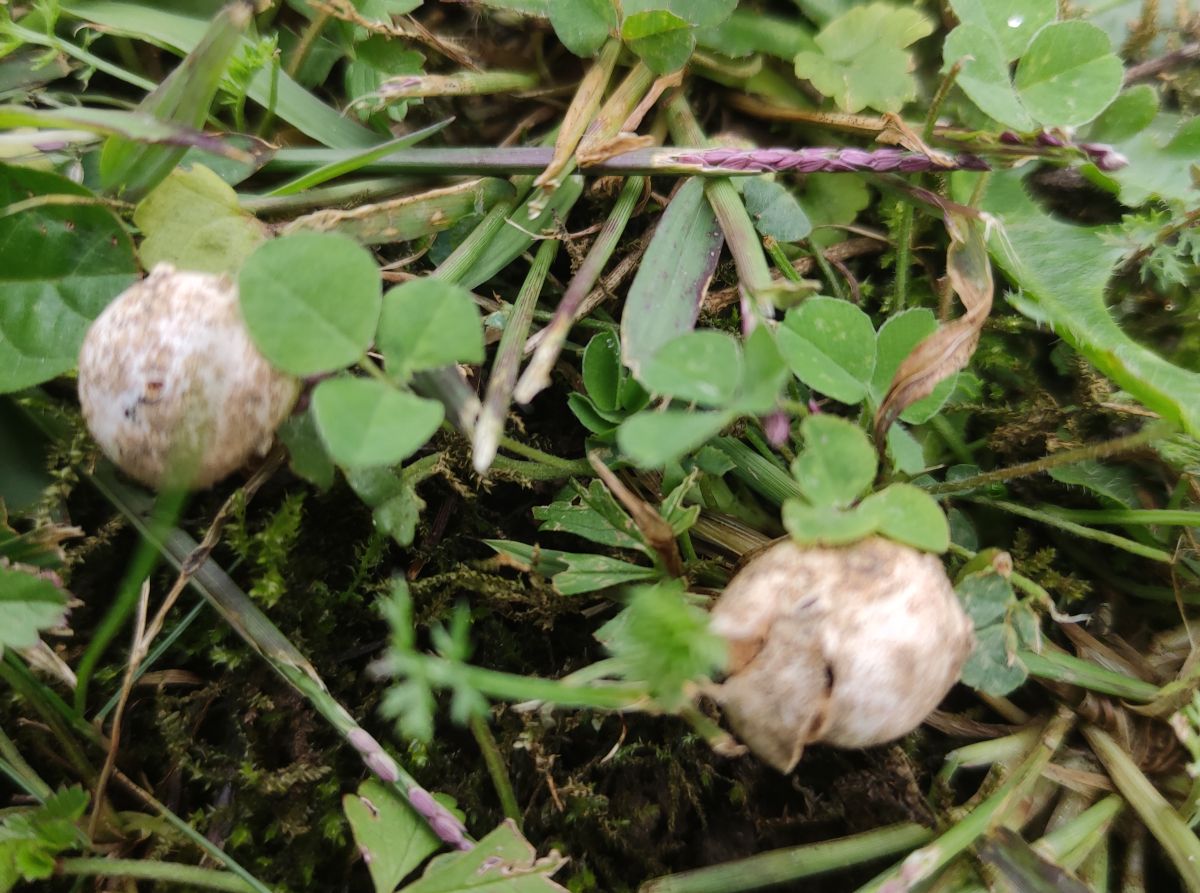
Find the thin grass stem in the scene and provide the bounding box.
[58,858,257,892]
[514,175,644,404]
[469,714,522,826]
[475,237,559,471]
[925,425,1170,496]
[640,823,934,893]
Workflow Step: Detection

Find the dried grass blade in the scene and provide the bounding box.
[874,212,993,440]
[535,39,621,188]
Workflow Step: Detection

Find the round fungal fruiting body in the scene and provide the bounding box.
[78,264,299,489]
[710,537,974,773]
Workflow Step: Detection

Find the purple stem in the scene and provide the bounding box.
[670,147,991,174]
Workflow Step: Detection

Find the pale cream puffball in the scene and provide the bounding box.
[711,537,974,773]
[78,264,299,489]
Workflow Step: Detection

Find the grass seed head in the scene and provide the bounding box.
[78,264,300,489]
[711,537,974,773]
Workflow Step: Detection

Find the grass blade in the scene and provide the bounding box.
[61,0,378,148]
[514,175,644,404]
[620,177,723,377]
[98,1,251,199]
[1083,725,1200,893]
[264,119,452,197]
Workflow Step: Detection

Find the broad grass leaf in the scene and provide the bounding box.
[549,0,616,56]
[400,819,567,892]
[948,0,1055,61]
[134,164,267,274]
[343,779,439,893]
[857,484,949,553]
[622,178,723,377]
[875,213,992,440]
[777,297,875,405]
[98,2,249,200]
[0,164,137,393]
[741,178,811,242]
[239,232,382,375]
[618,410,734,467]
[0,105,255,161]
[1013,21,1123,128]
[942,25,1033,131]
[792,415,876,508]
[969,170,1200,436]
[377,279,484,382]
[639,331,743,406]
[312,378,444,469]
[978,828,1094,893]
[0,563,69,655]
[621,10,695,74]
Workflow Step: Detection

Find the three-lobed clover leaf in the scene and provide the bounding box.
[549,0,736,73]
[955,570,1041,696]
[783,414,949,553]
[618,326,790,467]
[376,278,485,384]
[948,0,1055,62]
[239,231,382,376]
[639,330,743,406]
[943,13,1123,132]
[777,296,876,405]
[778,299,959,425]
[791,415,876,509]
[794,3,934,113]
[311,377,444,470]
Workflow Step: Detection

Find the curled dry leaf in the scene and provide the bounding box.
[874,211,994,441]
[710,537,973,773]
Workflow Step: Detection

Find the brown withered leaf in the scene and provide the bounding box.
[874,210,993,441]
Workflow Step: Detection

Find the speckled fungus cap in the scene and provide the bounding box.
[711,537,974,773]
[78,264,300,489]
